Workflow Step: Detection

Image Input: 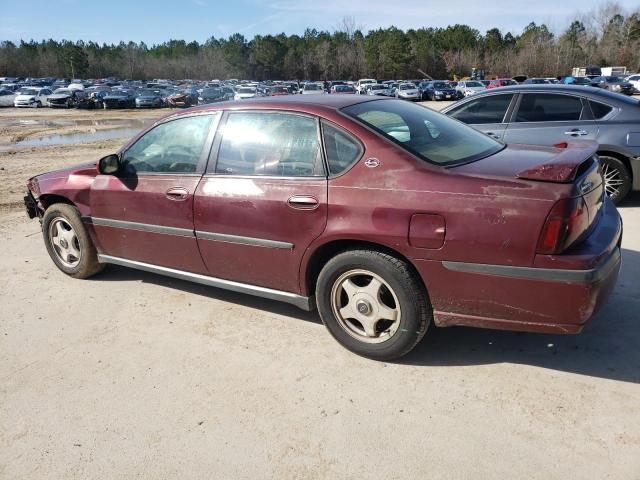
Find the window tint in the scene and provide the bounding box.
[322,121,363,175]
[122,114,214,174]
[589,100,613,119]
[215,112,324,177]
[343,99,503,166]
[515,94,583,122]
[447,94,513,124]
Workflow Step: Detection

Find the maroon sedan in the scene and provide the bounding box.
[24,96,622,360]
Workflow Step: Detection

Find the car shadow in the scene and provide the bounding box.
[94,247,639,383]
[94,266,321,325]
[402,247,640,384]
[618,191,640,207]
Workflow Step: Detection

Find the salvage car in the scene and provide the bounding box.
[420,81,459,101]
[135,89,164,108]
[301,83,325,95]
[395,82,421,101]
[13,87,52,107]
[24,96,621,360]
[103,89,137,109]
[167,89,198,107]
[441,84,640,203]
[0,88,16,107]
[233,86,259,100]
[590,76,635,96]
[487,78,518,89]
[47,88,86,108]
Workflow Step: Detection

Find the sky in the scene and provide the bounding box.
[0,0,638,44]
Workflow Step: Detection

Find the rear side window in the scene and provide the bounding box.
[447,94,514,124]
[589,100,613,119]
[215,112,324,177]
[515,94,583,122]
[321,121,363,175]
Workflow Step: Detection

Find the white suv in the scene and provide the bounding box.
[356,79,377,94]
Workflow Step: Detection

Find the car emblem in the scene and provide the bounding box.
[364,158,380,168]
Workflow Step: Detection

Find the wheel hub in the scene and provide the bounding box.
[356,299,372,315]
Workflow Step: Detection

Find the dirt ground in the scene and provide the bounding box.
[1,105,639,479]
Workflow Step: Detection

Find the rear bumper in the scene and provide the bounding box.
[416,200,622,333]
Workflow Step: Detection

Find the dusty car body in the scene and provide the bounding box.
[14,87,52,107]
[103,90,137,109]
[25,96,621,360]
[167,89,198,107]
[135,89,164,108]
[0,88,16,107]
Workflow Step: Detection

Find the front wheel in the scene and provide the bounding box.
[316,250,431,361]
[599,155,631,204]
[42,203,104,279]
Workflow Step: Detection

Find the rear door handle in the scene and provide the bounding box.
[165,187,189,201]
[564,129,588,136]
[287,195,319,210]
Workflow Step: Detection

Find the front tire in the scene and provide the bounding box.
[42,203,104,279]
[599,155,631,204]
[316,250,431,361]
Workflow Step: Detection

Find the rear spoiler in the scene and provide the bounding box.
[516,141,599,183]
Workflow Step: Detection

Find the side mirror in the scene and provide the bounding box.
[98,154,120,175]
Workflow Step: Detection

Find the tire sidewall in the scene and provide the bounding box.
[317,251,429,360]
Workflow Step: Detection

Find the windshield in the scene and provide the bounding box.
[606,76,621,82]
[343,99,503,166]
[203,88,221,95]
[573,77,591,84]
[370,85,385,90]
[139,89,158,96]
[432,82,449,89]
[503,79,517,86]
[19,88,38,95]
[270,86,288,93]
[53,89,70,94]
[399,84,415,90]
[465,81,483,87]
[238,87,256,94]
[110,90,128,96]
[335,85,355,92]
[304,84,321,91]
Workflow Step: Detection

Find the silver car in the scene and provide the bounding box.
[455,80,486,97]
[442,84,640,203]
[395,82,420,101]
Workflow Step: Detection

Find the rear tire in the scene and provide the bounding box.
[316,250,431,361]
[599,155,632,204]
[42,203,104,279]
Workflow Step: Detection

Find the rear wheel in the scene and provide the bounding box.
[42,204,104,279]
[316,250,431,361]
[599,155,631,204]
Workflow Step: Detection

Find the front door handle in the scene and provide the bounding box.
[165,187,189,201]
[564,129,588,136]
[287,195,319,210]
[485,132,501,139]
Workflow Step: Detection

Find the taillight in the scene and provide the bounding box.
[537,197,589,255]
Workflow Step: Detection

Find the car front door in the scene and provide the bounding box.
[193,111,328,294]
[445,93,515,140]
[503,92,599,146]
[90,112,220,273]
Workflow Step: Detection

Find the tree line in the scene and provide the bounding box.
[0,4,639,81]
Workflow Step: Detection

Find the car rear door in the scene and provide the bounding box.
[503,92,599,145]
[89,112,220,274]
[445,93,516,140]
[193,110,328,294]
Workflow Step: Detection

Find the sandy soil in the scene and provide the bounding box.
[1,105,639,479]
[0,107,169,211]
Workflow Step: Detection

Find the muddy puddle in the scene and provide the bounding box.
[16,127,144,146]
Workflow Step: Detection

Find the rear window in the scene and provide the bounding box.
[343,99,504,166]
[589,100,613,119]
[321,121,363,175]
[515,94,583,122]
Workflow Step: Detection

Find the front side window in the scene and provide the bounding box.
[515,94,583,122]
[214,112,324,177]
[122,114,215,174]
[322,121,363,175]
[343,99,503,166]
[447,94,514,124]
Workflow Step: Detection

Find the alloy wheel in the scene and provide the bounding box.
[330,269,401,344]
[602,162,625,198]
[48,217,82,268]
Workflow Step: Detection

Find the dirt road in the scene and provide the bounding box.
[1,105,639,479]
